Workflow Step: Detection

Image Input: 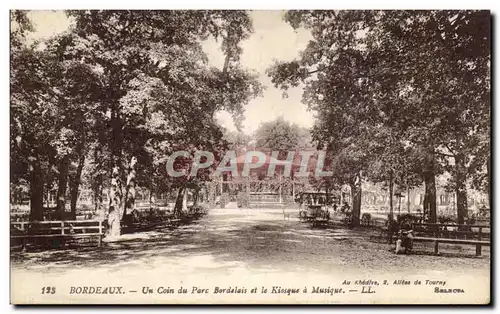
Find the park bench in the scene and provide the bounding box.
[411,223,490,241]
[388,222,490,256]
[410,236,490,257]
[123,208,185,232]
[11,220,104,251]
[187,206,208,219]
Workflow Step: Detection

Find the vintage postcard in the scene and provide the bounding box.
[10,9,491,304]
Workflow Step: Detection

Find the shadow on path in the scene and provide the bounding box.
[11,209,490,276]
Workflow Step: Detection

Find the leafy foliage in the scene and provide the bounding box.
[267,10,490,223]
[10,10,263,233]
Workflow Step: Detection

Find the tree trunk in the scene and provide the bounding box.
[107,165,122,237]
[174,186,186,217]
[94,170,105,220]
[455,154,468,225]
[325,186,331,205]
[69,152,85,220]
[422,148,437,223]
[29,154,44,221]
[56,155,70,219]
[123,156,137,225]
[422,181,428,218]
[221,27,234,75]
[407,185,411,213]
[107,104,124,237]
[423,171,437,223]
[107,206,121,237]
[92,142,104,219]
[183,188,188,210]
[487,153,491,209]
[149,186,155,207]
[350,172,362,226]
[389,170,394,219]
[193,189,199,207]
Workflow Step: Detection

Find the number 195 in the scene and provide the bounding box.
[41,286,56,294]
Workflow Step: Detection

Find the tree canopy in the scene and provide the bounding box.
[267,10,490,224]
[11,10,263,235]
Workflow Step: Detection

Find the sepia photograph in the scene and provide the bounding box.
[9,8,491,305]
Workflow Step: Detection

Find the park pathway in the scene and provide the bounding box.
[12,207,490,275]
[10,207,490,304]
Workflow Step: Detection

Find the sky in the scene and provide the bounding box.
[25,10,315,134]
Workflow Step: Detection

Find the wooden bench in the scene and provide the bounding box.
[11,220,104,251]
[124,212,182,232]
[412,223,490,241]
[411,236,490,257]
[386,222,491,256]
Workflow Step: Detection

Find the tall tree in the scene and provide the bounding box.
[11,11,63,221]
[254,117,312,153]
[61,10,262,235]
[267,10,490,225]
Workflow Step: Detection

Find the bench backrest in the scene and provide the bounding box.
[11,220,103,236]
[411,222,490,239]
[412,223,490,231]
[412,222,490,228]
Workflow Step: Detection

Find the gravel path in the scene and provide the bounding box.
[10,208,490,304]
[11,208,490,274]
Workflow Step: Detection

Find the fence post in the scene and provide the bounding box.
[98,221,103,247]
[61,221,66,248]
[476,244,482,257]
